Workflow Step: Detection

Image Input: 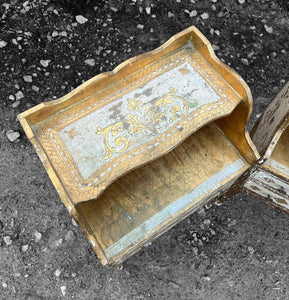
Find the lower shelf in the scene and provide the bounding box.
[76,122,248,264]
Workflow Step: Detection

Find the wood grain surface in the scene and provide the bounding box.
[78,122,248,261]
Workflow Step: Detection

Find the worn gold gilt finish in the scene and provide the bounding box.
[18,26,260,267]
[244,81,289,213]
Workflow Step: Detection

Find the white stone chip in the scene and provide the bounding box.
[22,245,29,252]
[264,24,273,34]
[201,12,209,20]
[4,235,12,245]
[60,286,66,296]
[9,95,15,101]
[84,58,96,66]
[40,59,51,67]
[76,15,88,24]
[184,9,197,17]
[34,231,42,242]
[0,40,7,48]
[32,85,39,92]
[6,130,20,142]
[23,75,33,82]
[15,91,24,100]
[12,100,20,108]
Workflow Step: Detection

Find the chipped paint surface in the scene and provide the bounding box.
[104,158,247,260]
[265,158,289,178]
[31,42,242,204]
[58,61,220,180]
[252,81,289,154]
[244,169,289,210]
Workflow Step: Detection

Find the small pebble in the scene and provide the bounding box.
[0,40,7,48]
[3,235,12,245]
[2,282,7,288]
[12,100,20,108]
[145,7,151,15]
[76,15,88,24]
[15,91,24,100]
[202,275,211,281]
[84,58,96,67]
[40,59,51,67]
[59,31,67,37]
[9,95,15,101]
[52,31,58,37]
[137,24,144,30]
[201,12,209,20]
[71,273,76,278]
[238,0,245,3]
[32,85,39,92]
[23,75,33,82]
[168,12,174,18]
[184,10,197,17]
[241,58,249,65]
[6,130,20,142]
[54,269,61,277]
[22,245,29,252]
[248,246,254,254]
[264,24,273,34]
[60,286,66,296]
[203,219,211,226]
[34,231,42,242]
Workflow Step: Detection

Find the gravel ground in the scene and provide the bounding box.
[1,0,289,299]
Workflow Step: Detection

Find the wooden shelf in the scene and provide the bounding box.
[77,122,248,263]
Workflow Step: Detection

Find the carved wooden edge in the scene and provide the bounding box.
[17,26,260,266]
[18,25,259,181]
[18,26,255,134]
[251,81,289,156]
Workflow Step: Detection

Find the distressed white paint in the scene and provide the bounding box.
[253,81,289,153]
[244,169,289,210]
[58,61,221,180]
[104,158,247,260]
[265,158,289,178]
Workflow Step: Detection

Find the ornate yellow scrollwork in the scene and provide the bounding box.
[96,87,198,160]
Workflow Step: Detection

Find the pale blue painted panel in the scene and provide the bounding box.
[58,59,220,180]
[104,158,246,259]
